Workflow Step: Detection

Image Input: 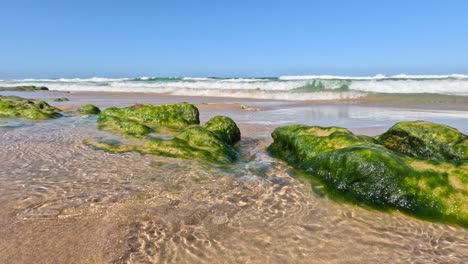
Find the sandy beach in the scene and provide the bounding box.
[1,90,467,263]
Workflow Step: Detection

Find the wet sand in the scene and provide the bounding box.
[1,91,467,263]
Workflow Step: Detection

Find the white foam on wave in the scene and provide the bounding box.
[169,89,366,101]
[109,79,305,91]
[349,79,468,94]
[2,73,468,100]
[15,77,130,82]
[279,74,386,80]
[389,74,468,79]
[0,80,364,101]
[279,74,468,80]
[182,77,211,81]
[182,77,272,82]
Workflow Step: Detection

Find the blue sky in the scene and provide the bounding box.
[1,0,467,78]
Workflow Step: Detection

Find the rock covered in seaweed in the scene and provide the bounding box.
[88,103,240,163]
[53,97,70,102]
[202,116,241,145]
[268,122,468,226]
[0,95,61,120]
[378,121,467,162]
[97,103,199,136]
[78,104,101,115]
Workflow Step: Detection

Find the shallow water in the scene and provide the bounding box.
[1,94,468,263]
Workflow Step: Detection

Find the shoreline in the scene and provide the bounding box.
[2,90,468,137]
[4,89,468,111]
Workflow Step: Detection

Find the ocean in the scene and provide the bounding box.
[2,74,468,100]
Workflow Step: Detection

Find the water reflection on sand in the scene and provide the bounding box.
[0,92,467,263]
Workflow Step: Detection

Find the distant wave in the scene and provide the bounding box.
[9,77,131,83]
[279,74,468,80]
[1,74,468,100]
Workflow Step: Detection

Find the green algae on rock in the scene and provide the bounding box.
[53,97,70,102]
[97,103,199,136]
[0,85,49,91]
[202,116,241,145]
[89,103,240,163]
[78,104,101,115]
[378,121,467,162]
[268,122,468,226]
[0,95,61,120]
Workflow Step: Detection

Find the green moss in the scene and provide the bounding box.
[268,122,468,227]
[202,116,241,145]
[89,104,240,163]
[97,115,150,136]
[0,95,61,120]
[87,125,239,163]
[53,97,69,102]
[78,104,101,115]
[377,121,467,161]
[0,85,48,91]
[97,103,199,135]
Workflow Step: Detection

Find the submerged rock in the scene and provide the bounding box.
[239,104,260,111]
[89,103,240,163]
[78,104,101,115]
[0,85,48,91]
[53,97,70,102]
[268,122,468,226]
[0,95,61,120]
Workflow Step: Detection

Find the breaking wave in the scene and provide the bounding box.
[1,74,467,100]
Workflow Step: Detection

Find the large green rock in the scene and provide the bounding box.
[268,122,468,226]
[89,103,240,163]
[0,95,61,120]
[97,103,200,136]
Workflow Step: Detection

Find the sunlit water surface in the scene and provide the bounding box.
[0,95,467,263]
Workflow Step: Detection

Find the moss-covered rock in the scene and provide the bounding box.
[378,121,467,162]
[268,122,468,226]
[202,116,241,145]
[89,104,240,163]
[53,97,70,102]
[78,104,101,115]
[97,103,199,135]
[0,95,61,120]
[0,85,48,91]
[97,115,151,136]
[111,126,239,163]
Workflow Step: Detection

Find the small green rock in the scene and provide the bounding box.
[202,116,241,145]
[78,104,101,115]
[53,97,70,102]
